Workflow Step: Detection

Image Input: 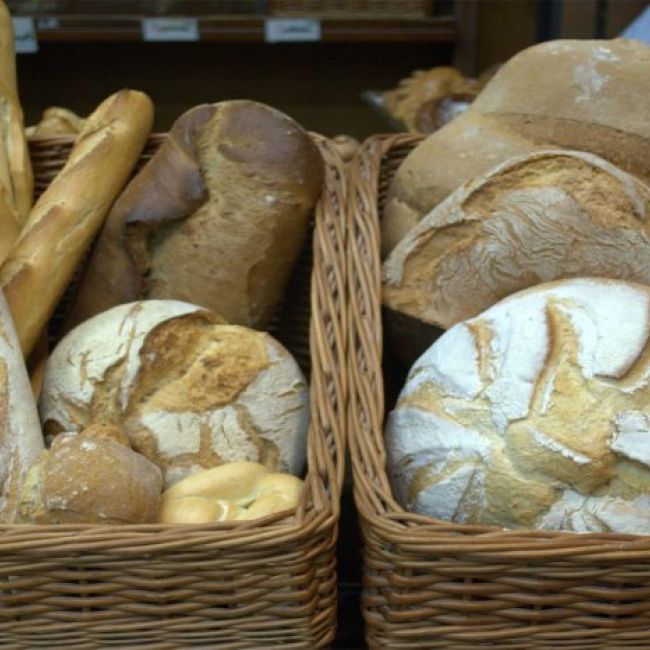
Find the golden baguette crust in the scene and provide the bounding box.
[0,89,154,357]
[0,1,33,261]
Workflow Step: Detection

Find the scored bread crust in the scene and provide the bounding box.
[67,100,324,331]
[386,278,650,534]
[0,89,154,358]
[383,149,650,333]
[40,300,309,488]
[382,38,650,257]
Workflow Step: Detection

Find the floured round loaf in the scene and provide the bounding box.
[387,278,650,534]
[382,150,650,364]
[67,100,324,330]
[39,300,309,487]
[382,38,650,256]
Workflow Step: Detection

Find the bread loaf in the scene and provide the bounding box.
[382,38,650,255]
[67,100,324,331]
[17,426,162,524]
[39,300,309,488]
[26,107,86,137]
[382,150,650,363]
[0,1,33,261]
[0,89,153,358]
[159,461,303,524]
[0,291,43,522]
[387,278,650,534]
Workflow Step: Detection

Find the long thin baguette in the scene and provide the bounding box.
[0,89,154,357]
[0,1,33,260]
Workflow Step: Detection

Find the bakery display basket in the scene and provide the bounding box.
[0,132,347,649]
[348,132,650,649]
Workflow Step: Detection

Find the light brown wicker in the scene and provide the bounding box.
[271,0,430,18]
[0,132,347,649]
[348,132,650,649]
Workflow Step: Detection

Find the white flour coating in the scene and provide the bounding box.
[387,279,650,534]
[574,59,608,103]
[0,292,44,522]
[40,300,309,487]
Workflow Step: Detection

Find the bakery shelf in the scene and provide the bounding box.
[7,1,457,44]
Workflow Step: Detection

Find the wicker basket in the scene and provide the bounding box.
[0,132,347,649]
[348,132,650,649]
[271,1,431,18]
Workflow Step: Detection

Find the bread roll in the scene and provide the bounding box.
[0,89,154,358]
[0,291,44,522]
[67,100,324,331]
[159,461,303,524]
[382,39,650,255]
[382,150,650,364]
[387,278,650,534]
[26,107,86,137]
[0,1,33,261]
[39,300,309,488]
[17,429,162,524]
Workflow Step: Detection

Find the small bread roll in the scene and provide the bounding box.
[39,300,309,488]
[17,428,162,524]
[159,462,303,524]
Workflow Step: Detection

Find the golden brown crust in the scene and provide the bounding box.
[0,89,154,357]
[67,100,323,330]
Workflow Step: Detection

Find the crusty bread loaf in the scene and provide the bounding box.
[39,300,309,488]
[387,278,650,534]
[0,291,43,522]
[67,100,324,331]
[25,106,86,138]
[0,1,33,261]
[382,38,650,256]
[17,427,162,524]
[383,151,650,355]
[0,89,153,357]
[381,112,541,256]
[159,461,303,524]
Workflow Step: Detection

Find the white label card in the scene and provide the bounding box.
[142,17,199,42]
[13,17,38,53]
[265,18,321,43]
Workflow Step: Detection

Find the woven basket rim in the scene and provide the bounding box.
[9,131,347,551]
[347,132,650,559]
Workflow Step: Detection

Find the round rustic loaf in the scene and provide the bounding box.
[387,278,650,534]
[17,426,162,524]
[382,38,650,256]
[39,300,309,487]
[382,149,650,365]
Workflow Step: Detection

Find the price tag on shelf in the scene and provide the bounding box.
[36,17,60,30]
[12,17,38,53]
[265,18,321,43]
[142,17,199,42]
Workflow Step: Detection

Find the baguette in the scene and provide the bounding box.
[0,1,33,261]
[0,89,154,357]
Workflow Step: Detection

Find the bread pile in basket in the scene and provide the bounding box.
[380,38,650,535]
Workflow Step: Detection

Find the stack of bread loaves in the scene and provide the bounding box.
[383,38,650,534]
[0,0,324,525]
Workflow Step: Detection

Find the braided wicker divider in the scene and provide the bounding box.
[347,133,650,649]
[0,132,347,649]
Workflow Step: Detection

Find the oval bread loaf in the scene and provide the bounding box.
[67,100,324,330]
[382,38,650,255]
[382,150,650,363]
[39,300,309,488]
[387,278,650,534]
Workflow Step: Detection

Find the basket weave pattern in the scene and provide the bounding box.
[348,133,650,649]
[0,133,348,649]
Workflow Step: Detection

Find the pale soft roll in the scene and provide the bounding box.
[159,461,303,524]
[39,300,309,488]
[387,278,650,534]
